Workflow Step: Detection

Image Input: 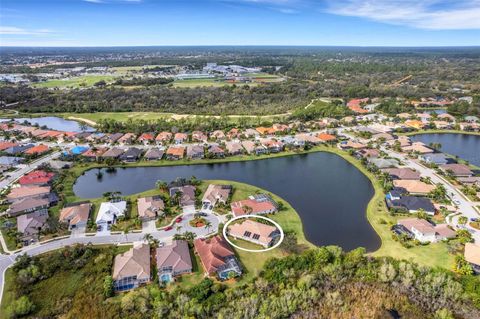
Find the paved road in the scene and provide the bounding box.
[0,151,61,190]
[0,212,219,306]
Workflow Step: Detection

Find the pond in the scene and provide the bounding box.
[1,116,95,132]
[73,152,380,251]
[410,133,480,167]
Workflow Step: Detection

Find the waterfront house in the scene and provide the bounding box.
[82,147,108,160]
[367,158,398,169]
[396,218,455,243]
[166,146,185,160]
[295,133,321,145]
[228,219,280,248]
[96,200,127,227]
[119,147,143,162]
[464,243,480,274]
[433,121,452,130]
[260,139,284,153]
[169,185,196,207]
[113,243,151,292]
[174,133,188,144]
[358,148,380,158]
[156,240,192,283]
[419,153,449,165]
[59,202,92,230]
[144,148,164,161]
[137,196,164,221]
[241,140,256,154]
[404,120,425,130]
[317,133,337,143]
[438,113,456,122]
[225,141,243,155]
[439,164,473,177]
[194,235,242,280]
[254,144,268,155]
[156,132,173,145]
[7,186,51,203]
[402,142,433,154]
[101,147,125,159]
[386,196,435,215]
[383,168,421,180]
[392,180,435,195]
[7,197,50,217]
[207,144,225,158]
[186,144,205,160]
[17,210,49,242]
[202,184,232,207]
[231,194,278,217]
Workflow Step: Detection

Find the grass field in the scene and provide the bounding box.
[32,75,117,89]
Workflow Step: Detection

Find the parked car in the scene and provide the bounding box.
[175,217,183,223]
[164,226,173,231]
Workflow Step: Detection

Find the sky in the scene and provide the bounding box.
[1,0,480,47]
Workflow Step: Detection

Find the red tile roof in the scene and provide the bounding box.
[194,235,235,274]
[24,144,49,155]
[0,142,18,151]
[18,170,55,186]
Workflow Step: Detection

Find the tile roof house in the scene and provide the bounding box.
[227,128,240,139]
[194,235,242,280]
[166,146,185,160]
[169,185,196,207]
[119,147,143,162]
[272,123,289,133]
[186,144,205,160]
[96,200,127,227]
[255,127,276,135]
[7,197,50,217]
[295,133,321,145]
[383,168,421,180]
[228,219,280,248]
[4,144,34,155]
[260,139,284,153]
[358,148,380,158]
[59,202,92,229]
[192,131,208,142]
[317,133,337,143]
[137,133,155,145]
[397,218,456,243]
[7,186,51,203]
[144,148,164,161]
[386,196,435,215]
[82,147,108,159]
[18,170,55,186]
[419,153,449,165]
[392,180,435,195]
[118,133,137,145]
[174,133,188,144]
[464,243,480,274]
[113,243,151,292]
[210,130,226,140]
[243,128,259,138]
[101,147,125,159]
[439,164,473,177]
[404,120,425,130]
[438,113,456,121]
[137,196,164,221]
[231,194,278,217]
[106,133,124,144]
[155,132,172,144]
[225,141,243,155]
[202,184,232,206]
[0,141,18,151]
[241,140,256,154]
[24,144,49,156]
[372,133,395,141]
[17,210,49,241]
[207,144,225,158]
[156,240,192,283]
[402,142,433,154]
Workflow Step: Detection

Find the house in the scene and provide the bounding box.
[231,194,278,217]
[225,141,243,156]
[383,168,421,180]
[113,243,151,292]
[186,144,205,160]
[255,127,276,135]
[0,156,24,167]
[202,184,232,207]
[392,180,435,195]
[241,140,256,154]
[438,113,456,122]
[358,148,380,158]
[260,139,284,153]
[155,132,172,145]
[402,142,433,154]
[254,144,268,155]
[367,158,398,169]
[17,210,49,242]
[317,133,337,143]
[82,147,108,160]
[295,133,321,145]
[4,144,34,155]
[439,164,473,177]
[397,113,412,119]
[433,121,452,130]
[101,147,125,159]
[457,176,480,186]
[210,130,226,140]
[119,147,143,162]
[169,185,196,207]
[417,113,432,123]
[0,141,18,151]
[156,240,192,283]
[192,131,208,142]
[137,196,164,221]
[227,128,240,140]
[18,170,55,186]
[419,153,449,165]
[7,197,50,217]
[166,146,185,160]
[338,140,367,150]
[386,196,435,215]
[7,186,51,203]
[404,120,425,130]
[464,243,480,274]
[174,133,188,144]
[397,218,456,243]
[228,219,280,248]
[105,133,124,144]
[72,132,92,142]
[207,144,225,158]
[59,202,92,230]
[465,116,479,123]
[118,133,136,145]
[144,148,164,161]
[194,235,242,280]
[95,200,127,227]
[372,133,395,141]
[243,128,259,138]
[137,133,155,145]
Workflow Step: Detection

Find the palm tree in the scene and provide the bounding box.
[204,221,212,232]
[143,233,154,243]
[176,225,183,233]
[155,180,167,191]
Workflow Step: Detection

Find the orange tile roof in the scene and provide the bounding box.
[317,133,336,142]
[194,236,235,274]
[24,144,49,155]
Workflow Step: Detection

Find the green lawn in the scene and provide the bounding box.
[32,75,117,89]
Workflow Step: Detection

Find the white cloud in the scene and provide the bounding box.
[325,0,480,30]
[0,26,55,35]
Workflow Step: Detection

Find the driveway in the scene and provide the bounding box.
[142,220,157,233]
